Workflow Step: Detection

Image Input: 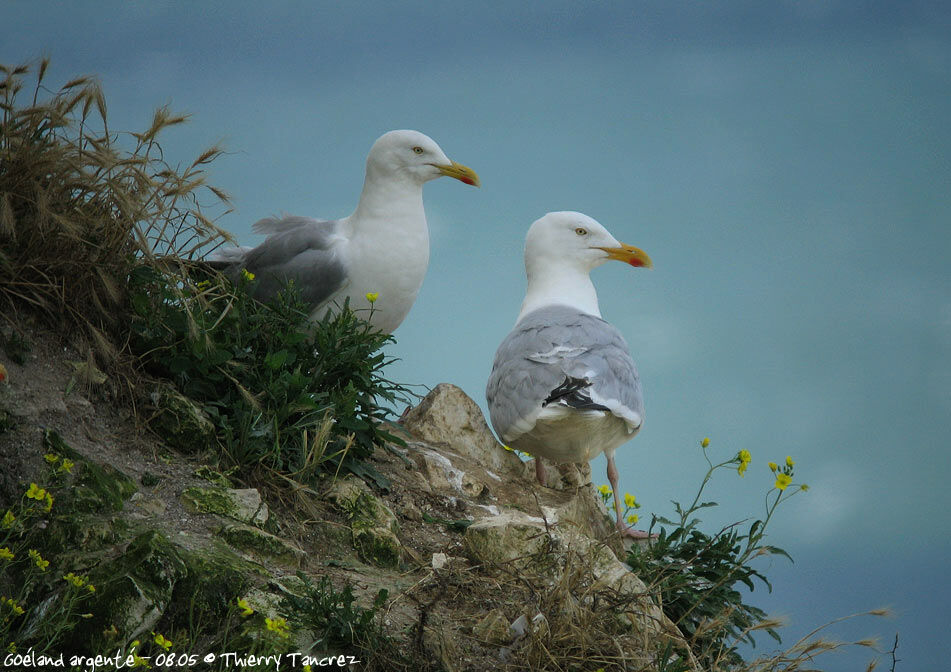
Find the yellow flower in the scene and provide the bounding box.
[240,268,256,282]
[365,292,379,304]
[26,483,46,500]
[774,473,792,491]
[6,641,15,653]
[623,492,636,508]
[800,484,810,492]
[1,511,14,528]
[44,454,60,464]
[303,666,312,672]
[28,549,49,571]
[237,597,253,617]
[265,616,290,637]
[3,597,24,616]
[196,279,211,290]
[597,484,612,496]
[63,573,86,588]
[44,492,54,512]
[0,548,13,561]
[768,461,778,473]
[626,513,639,525]
[60,458,74,474]
[87,583,96,593]
[785,455,795,468]
[153,633,172,651]
[737,449,751,477]
[701,437,710,448]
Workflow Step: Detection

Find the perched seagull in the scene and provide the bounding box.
[486,211,653,538]
[208,130,480,333]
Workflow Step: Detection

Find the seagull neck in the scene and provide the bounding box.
[517,267,602,322]
[351,174,425,227]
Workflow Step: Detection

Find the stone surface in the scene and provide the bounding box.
[325,476,403,568]
[149,382,216,453]
[181,486,269,526]
[217,523,306,566]
[403,383,524,478]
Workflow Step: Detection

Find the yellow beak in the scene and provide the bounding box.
[596,243,653,269]
[435,160,481,187]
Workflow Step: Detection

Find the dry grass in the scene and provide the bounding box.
[0,58,231,367]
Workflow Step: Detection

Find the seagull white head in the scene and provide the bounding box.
[525,211,652,274]
[518,211,652,321]
[366,130,480,187]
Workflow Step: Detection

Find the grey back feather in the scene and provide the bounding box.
[486,305,643,442]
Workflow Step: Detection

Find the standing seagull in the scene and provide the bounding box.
[486,211,653,538]
[208,130,480,333]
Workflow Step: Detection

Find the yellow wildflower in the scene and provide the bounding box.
[626,513,639,525]
[303,666,312,672]
[63,573,86,588]
[365,292,379,304]
[623,492,636,508]
[26,483,46,500]
[196,279,211,290]
[44,492,54,512]
[737,449,752,477]
[0,548,13,561]
[768,461,778,473]
[153,633,172,651]
[265,616,290,637]
[786,455,795,468]
[237,597,254,617]
[774,473,792,491]
[6,642,15,653]
[59,458,74,474]
[701,437,710,448]
[3,597,24,616]
[87,583,96,593]
[28,549,49,571]
[597,484,612,496]
[1,511,14,528]
[44,454,60,464]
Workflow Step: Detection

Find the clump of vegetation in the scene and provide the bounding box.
[626,440,805,667]
[0,455,97,657]
[1,59,409,489]
[282,572,410,667]
[0,59,231,368]
[129,266,410,484]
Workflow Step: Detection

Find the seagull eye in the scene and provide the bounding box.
[412,146,424,154]
[575,227,588,236]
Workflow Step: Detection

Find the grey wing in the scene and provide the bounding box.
[486,306,642,443]
[240,217,348,308]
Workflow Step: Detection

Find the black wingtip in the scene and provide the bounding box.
[543,376,611,412]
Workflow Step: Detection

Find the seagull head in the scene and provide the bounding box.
[367,130,480,187]
[525,211,652,275]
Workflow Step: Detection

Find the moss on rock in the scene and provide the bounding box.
[181,486,268,525]
[217,523,305,566]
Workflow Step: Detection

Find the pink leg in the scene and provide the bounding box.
[606,453,651,539]
[534,457,547,486]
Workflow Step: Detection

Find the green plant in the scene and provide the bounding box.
[285,573,387,652]
[0,463,97,656]
[128,266,410,485]
[0,59,230,366]
[627,439,807,668]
